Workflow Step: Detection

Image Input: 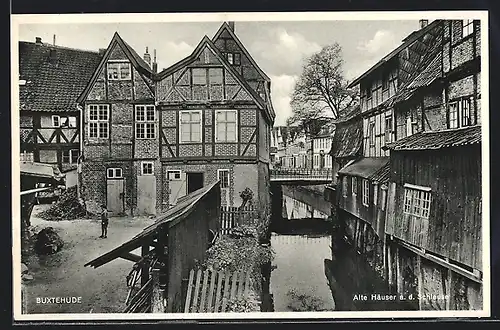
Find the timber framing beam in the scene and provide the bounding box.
[120,252,142,263]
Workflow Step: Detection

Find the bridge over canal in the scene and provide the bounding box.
[270,168,333,185]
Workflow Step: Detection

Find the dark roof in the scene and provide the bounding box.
[19,41,102,112]
[333,105,361,124]
[121,38,153,75]
[338,157,389,179]
[369,162,391,183]
[406,52,442,89]
[348,20,441,88]
[383,126,481,151]
[84,181,220,269]
[330,106,362,158]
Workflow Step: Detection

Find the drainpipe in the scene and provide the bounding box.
[77,104,84,201]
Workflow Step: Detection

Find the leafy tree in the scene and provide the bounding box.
[288,43,359,129]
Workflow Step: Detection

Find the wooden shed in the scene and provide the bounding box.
[85,180,221,313]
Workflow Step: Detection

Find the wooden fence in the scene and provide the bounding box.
[184,268,252,313]
[123,277,153,313]
[220,206,258,235]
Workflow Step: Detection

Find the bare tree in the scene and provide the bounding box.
[290,43,359,123]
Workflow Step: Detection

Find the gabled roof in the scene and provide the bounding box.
[212,22,271,82]
[156,36,272,121]
[85,181,220,269]
[383,125,481,151]
[329,106,363,159]
[77,32,153,104]
[348,20,442,88]
[19,41,102,112]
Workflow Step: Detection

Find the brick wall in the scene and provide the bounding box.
[133,67,153,100]
[451,38,474,71]
[20,115,33,127]
[448,74,474,99]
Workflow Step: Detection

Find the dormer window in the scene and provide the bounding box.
[107,62,131,80]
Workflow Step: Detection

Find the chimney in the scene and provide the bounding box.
[228,21,235,32]
[143,47,151,67]
[152,49,158,73]
[35,37,42,44]
[53,34,56,46]
[419,19,429,29]
[98,48,107,55]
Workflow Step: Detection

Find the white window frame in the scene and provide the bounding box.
[462,19,474,38]
[369,120,376,146]
[135,105,156,139]
[179,110,202,143]
[217,169,230,189]
[141,161,154,175]
[352,176,357,196]
[20,151,34,162]
[167,170,181,181]
[362,179,370,206]
[215,110,238,143]
[403,183,432,219]
[373,183,379,206]
[88,104,109,138]
[107,61,131,80]
[385,114,393,143]
[227,53,234,64]
[52,115,60,128]
[107,167,123,179]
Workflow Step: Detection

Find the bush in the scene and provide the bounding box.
[38,186,91,221]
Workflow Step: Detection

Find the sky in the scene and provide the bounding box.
[18,19,424,126]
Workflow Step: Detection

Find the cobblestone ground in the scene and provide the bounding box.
[21,205,155,314]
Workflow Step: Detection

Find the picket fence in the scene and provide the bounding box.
[184,268,252,313]
[220,206,258,235]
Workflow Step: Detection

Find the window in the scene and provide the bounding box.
[192,68,207,85]
[385,115,393,143]
[60,116,77,128]
[167,170,181,180]
[352,177,357,196]
[382,72,389,91]
[180,110,202,143]
[141,162,154,175]
[462,19,474,38]
[403,184,432,219]
[62,149,79,164]
[461,97,473,127]
[369,120,376,146]
[373,183,378,205]
[107,168,123,179]
[135,105,156,139]
[366,86,372,99]
[52,115,60,127]
[20,152,34,162]
[209,68,223,85]
[217,169,230,189]
[227,53,233,64]
[234,53,241,65]
[362,179,370,206]
[448,102,458,129]
[215,110,237,142]
[107,62,131,80]
[88,105,109,138]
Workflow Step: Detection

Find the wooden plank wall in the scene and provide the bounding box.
[386,146,482,269]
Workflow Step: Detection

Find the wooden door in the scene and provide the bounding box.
[167,170,186,207]
[107,179,124,216]
[186,172,204,194]
[137,175,156,215]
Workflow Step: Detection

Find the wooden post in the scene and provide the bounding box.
[416,255,423,310]
[151,268,164,313]
[141,244,150,286]
[396,245,403,295]
[387,241,393,291]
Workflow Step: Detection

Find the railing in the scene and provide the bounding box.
[220,206,258,235]
[270,168,333,181]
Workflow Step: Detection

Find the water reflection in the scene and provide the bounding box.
[283,194,329,220]
[270,233,335,312]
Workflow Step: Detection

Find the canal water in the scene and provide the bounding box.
[268,186,335,312]
[266,185,402,312]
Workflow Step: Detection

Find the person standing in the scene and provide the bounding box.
[100,204,109,238]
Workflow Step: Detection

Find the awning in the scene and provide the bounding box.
[84,181,220,268]
[338,157,389,179]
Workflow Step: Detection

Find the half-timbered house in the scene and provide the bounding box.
[382,19,482,310]
[19,37,102,172]
[77,32,158,216]
[155,22,275,211]
[77,22,275,216]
